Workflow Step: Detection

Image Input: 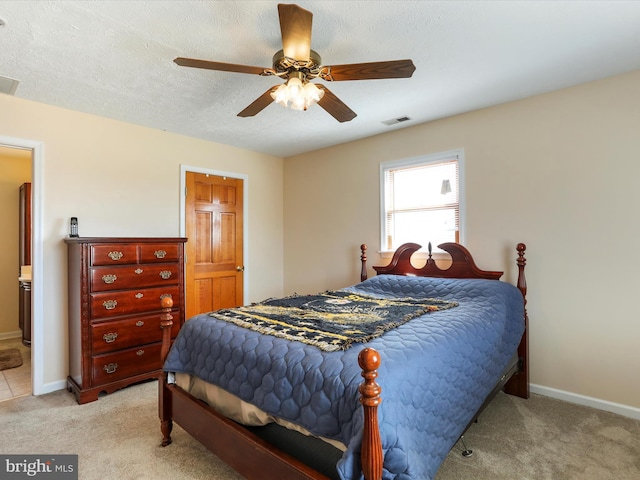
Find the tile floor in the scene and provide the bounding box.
[0,337,31,402]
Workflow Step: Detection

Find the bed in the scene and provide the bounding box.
[158,241,529,480]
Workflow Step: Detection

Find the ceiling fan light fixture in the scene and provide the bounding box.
[287,76,304,97]
[304,81,324,104]
[271,84,288,107]
[270,75,325,111]
[290,93,307,111]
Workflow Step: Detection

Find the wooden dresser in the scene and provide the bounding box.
[65,237,187,404]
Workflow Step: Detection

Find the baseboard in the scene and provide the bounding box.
[0,331,22,341]
[41,379,68,395]
[531,383,640,420]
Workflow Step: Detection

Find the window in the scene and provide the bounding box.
[380,149,464,253]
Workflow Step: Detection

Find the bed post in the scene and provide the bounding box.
[159,296,174,446]
[160,297,174,363]
[358,348,383,480]
[360,244,368,282]
[504,243,530,399]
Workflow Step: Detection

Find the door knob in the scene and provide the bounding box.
[236,266,245,272]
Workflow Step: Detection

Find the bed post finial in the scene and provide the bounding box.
[160,297,174,364]
[358,348,383,480]
[516,243,527,300]
[360,244,368,282]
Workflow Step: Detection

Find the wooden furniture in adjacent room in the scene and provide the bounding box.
[18,182,31,267]
[18,182,32,346]
[66,237,187,404]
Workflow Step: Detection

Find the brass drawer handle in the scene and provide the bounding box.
[107,251,123,261]
[103,363,118,374]
[154,250,167,259]
[102,274,117,284]
[135,292,143,299]
[136,350,145,356]
[134,268,143,275]
[103,332,118,343]
[135,320,145,327]
[102,300,117,310]
[159,270,172,280]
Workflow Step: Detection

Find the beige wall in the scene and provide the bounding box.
[283,70,640,410]
[0,146,31,335]
[1,69,638,412]
[0,94,284,389]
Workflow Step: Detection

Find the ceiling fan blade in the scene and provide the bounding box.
[278,3,312,61]
[321,59,416,81]
[317,86,357,123]
[237,87,278,117]
[174,57,268,76]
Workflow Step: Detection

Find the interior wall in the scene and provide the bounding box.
[0,94,284,391]
[0,146,31,336]
[283,69,640,410]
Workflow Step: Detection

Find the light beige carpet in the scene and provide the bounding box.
[436,390,640,480]
[1,380,638,480]
[0,380,243,480]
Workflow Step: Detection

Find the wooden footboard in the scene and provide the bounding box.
[158,298,384,480]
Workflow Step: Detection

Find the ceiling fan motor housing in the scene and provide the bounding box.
[272,49,322,81]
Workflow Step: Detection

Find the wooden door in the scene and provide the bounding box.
[185,172,244,318]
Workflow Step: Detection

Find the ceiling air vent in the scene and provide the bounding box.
[382,116,411,126]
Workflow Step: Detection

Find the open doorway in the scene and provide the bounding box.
[0,136,44,397]
[0,146,31,400]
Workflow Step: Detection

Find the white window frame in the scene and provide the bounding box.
[379,149,465,256]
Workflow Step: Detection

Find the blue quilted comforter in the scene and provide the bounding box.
[163,275,524,480]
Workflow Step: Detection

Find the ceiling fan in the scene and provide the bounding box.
[174,3,416,122]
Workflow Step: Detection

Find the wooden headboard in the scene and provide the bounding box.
[361,242,506,281]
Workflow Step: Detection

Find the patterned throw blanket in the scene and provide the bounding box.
[209,291,458,351]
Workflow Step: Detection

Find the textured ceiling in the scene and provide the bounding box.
[1,1,639,158]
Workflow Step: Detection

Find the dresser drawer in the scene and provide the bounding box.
[92,343,162,384]
[90,264,180,292]
[91,244,138,266]
[139,243,181,263]
[91,312,181,354]
[90,286,180,319]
